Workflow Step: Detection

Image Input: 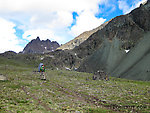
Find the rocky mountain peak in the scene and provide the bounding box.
[22,37,60,54]
[36,36,40,41]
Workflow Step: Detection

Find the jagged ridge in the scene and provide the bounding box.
[23,37,60,54]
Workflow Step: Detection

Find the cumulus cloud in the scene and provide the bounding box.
[0,0,107,44]
[118,0,130,14]
[70,11,106,36]
[0,0,134,52]
[23,29,66,43]
[0,17,23,53]
[0,0,102,13]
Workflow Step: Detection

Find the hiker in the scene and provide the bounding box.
[105,75,109,81]
[40,64,46,80]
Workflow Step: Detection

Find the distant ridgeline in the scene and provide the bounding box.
[22,37,60,54]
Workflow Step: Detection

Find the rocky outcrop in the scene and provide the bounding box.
[41,50,81,70]
[22,37,60,54]
[77,0,150,80]
[57,22,109,50]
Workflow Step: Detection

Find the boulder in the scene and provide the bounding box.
[0,74,7,81]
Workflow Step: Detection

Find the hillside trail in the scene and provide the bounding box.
[39,71,146,113]
[43,79,138,113]
[24,71,121,112]
[21,86,57,113]
[9,70,148,113]
[12,71,57,113]
[1,66,149,112]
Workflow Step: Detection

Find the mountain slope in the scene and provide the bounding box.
[77,1,150,80]
[111,33,150,80]
[57,22,109,50]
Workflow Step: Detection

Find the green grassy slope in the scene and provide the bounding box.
[0,54,40,68]
[0,64,150,113]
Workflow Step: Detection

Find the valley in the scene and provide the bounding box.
[0,1,150,113]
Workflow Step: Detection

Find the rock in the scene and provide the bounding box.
[93,70,107,80]
[22,37,60,54]
[0,74,7,81]
[42,50,80,70]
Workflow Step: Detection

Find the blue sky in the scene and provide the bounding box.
[0,0,147,53]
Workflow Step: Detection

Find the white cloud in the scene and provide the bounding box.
[118,0,130,14]
[0,0,108,52]
[46,11,73,30]
[0,17,23,53]
[135,0,148,7]
[0,0,102,13]
[128,0,148,14]
[70,11,106,36]
[23,29,66,43]
[118,0,148,14]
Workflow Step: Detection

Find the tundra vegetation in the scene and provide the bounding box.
[0,57,150,113]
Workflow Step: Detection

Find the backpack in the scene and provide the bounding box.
[38,63,43,72]
[40,65,45,72]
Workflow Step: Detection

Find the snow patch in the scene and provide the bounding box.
[49,55,54,58]
[65,67,71,71]
[74,67,78,71]
[40,57,44,60]
[125,49,130,53]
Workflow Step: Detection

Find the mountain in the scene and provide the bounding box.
[57,22,109,50]
[1,1,149,81]
[75,0,150,80]
[22,37,60,54]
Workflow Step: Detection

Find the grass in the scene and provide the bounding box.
[0,64,150,113]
